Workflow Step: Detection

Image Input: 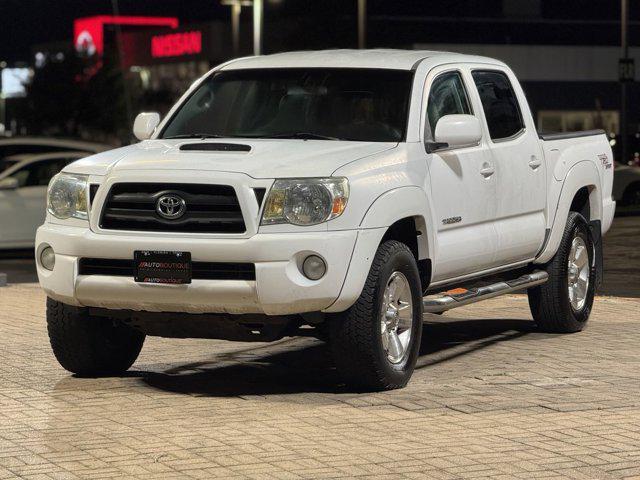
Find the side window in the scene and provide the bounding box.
[426,71,471,137]
[471,70,524,140]
[11,159,67,188]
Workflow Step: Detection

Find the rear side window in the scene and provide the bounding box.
[427,71,471,137]
[471,70,524,140]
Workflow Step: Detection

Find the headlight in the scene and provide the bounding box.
[261,177,349,226]
[47,173,89,220]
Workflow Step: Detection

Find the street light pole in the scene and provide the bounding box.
[230,2,242,56]
[253,0,263,55]
[621,0,629,164]
[357,0,367,49]
[221,0,252,57]
[0,95,5,136]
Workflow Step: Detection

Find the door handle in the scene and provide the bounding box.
[529,155,542,170]
[480,163,495,177]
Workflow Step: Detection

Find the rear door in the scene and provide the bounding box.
[423,66,498,282]
[470,68,546,265]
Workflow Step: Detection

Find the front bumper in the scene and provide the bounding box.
[35,224,383,315]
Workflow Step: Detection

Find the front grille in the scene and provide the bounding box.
[79,258,255,281]
[100,183,246,233]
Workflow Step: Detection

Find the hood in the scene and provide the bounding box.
[65,139,397,178]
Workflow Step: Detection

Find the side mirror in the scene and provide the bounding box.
[428,114,482,153]
[0,177,19,190]
[133,112,160,141]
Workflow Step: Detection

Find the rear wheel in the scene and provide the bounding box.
[528,212,596,333]
[328,240,423,391]
[47,298,145,376]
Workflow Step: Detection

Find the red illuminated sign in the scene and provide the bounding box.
[74,16,179,56]
[151,31,203,58]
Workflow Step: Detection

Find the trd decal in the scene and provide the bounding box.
[442,216,462,225]
[598,153,612,170]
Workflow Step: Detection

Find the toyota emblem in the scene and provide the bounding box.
[156,194,187,219]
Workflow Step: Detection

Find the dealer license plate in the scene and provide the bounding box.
[134,251,192,284]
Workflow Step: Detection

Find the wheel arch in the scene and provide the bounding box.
[324,186,434,312]
[569,185,601,222]
[359,186,433,261]
[379,216,431,292]
[536,161,602,264]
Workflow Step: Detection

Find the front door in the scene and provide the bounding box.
[423,67,499,283]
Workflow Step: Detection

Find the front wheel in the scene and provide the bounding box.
[328,240,423,391]
[47,298,145,376]
[528,212,596,333]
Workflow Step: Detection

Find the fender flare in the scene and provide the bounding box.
[324,186,435,313]
[536,161,602,264]
[359,185,434,260]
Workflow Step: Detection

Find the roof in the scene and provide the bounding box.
[221,49,505,71]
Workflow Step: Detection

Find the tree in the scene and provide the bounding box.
[22,49,134,144]
[22,53,87,137]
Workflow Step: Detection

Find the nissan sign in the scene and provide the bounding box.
[151,31,203,59]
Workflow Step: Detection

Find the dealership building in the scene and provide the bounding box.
[68,15,248,98]
[119,21,250,96]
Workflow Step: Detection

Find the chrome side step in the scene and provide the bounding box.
[423,270,548,314]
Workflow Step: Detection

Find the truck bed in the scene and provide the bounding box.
[538,129,606,141]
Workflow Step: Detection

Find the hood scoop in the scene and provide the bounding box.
[179,142,251,152]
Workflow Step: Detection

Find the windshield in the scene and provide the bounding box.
[161,68,414,142]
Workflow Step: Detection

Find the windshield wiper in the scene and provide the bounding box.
[163,133,226,139]
[260,132,340,140]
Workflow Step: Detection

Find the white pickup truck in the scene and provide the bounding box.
[36,50,615,390]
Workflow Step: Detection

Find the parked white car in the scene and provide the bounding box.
[36,50,615,390]
[0,137,110,173]
[0,151,87,249]
[613,164,640,206]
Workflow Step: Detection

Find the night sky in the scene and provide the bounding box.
[0,0,638,63]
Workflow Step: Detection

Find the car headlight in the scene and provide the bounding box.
[47,173,89,220]
[261,177,349,226]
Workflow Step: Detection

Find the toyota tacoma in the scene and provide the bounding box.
[36,50,615,390]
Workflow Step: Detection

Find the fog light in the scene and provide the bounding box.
[40,246,55,271]
[302,255,326,280]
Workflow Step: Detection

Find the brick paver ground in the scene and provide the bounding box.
[0,218,639,479]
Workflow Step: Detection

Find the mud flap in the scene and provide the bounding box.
[589,220,603,290]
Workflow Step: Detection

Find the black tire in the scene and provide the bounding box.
[328,240,423,391]
[47,298,145,376]
[528,212,596,333]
